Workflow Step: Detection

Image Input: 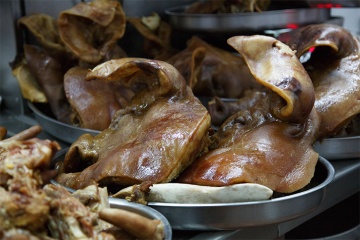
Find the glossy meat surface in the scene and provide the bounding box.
[58,0,127,65]
[56,58,211,190]
[286,24,360,138]
[64,66,134,130]
[167,36,262,98]
[177,36,320,193]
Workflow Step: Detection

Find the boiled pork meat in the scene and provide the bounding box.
[57,0,127,65]
[56,58,211,190]
[64,66,134,130]
[286,24,360,139]
[166,36,262,98]
[177,35,321,193]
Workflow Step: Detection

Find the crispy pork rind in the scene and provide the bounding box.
[57,0,127,65]
[56,58,211,190]
[286,24,360,139]
[177,35,320,193]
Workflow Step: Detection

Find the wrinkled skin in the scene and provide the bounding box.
[56,58,211,190]
[127,15,176,60]
[58,0,127,65]
[167,36,262,98]
[17,13,71,59]
[24,44,73,124]
[286,24,360,139]
[177,35,320,193]
[64,67,134,130]
[208,90,267,127]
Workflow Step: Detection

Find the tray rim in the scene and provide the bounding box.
[148,156,335,230]
[313,135,360,160]
[165,6,331,33]
[148,157,334,207]
[51,148,335,230]
[27,101,100,143]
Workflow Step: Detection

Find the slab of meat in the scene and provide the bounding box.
[56,58,211,191]
[57,0,127,65]
[167,36,262,98]
[286,24,360,139]
[177,35,320,193]
[64,66,134,130]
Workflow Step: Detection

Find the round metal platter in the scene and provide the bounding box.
[148,157,334,230]
[27,102,100,144]
[165,6,331,33]
[314,136,360,160]
[51,149,334,231]
[51,176,172,240]
[109,198,173,240]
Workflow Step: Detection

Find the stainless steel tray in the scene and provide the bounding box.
[27,102,100,144]
[51,149,334,230]
[51,178,172,240]
[314,136,360,160]
[148,157,334,230]
[165,6,331,33]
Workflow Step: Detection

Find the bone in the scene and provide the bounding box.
[3,125,42,141]
[99,208,164,240]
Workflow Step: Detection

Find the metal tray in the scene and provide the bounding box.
[27,102,100,144]
[314,136,360,160]
[51,179,172,240]
[148,157,334,230]
[51,149,334,230]
[165,6,331,33]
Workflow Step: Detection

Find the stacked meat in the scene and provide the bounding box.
[10,0,360,203]
[54,23,360,201]
[0,126,165,239]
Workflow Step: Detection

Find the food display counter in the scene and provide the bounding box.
[0,110,359,238]
[1,0,359,239]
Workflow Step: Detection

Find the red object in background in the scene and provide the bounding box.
[313,3,343,8]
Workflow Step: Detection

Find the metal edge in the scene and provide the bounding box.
[148,157,335,230]
[314,136,360,160]
[51,149,335,230]
[50,179,172,240]
[109,198,173,240]
[165,6,331,32]
[27,101,100,143]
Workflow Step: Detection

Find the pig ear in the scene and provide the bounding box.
[17,13,67,58]
[57,0,126,65]
[227,35,315,124]
[286,24,360,138]
[86,58,188,108]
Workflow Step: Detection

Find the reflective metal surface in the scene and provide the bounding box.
[51,178,172,240]
[51,150,335,231]
[314,136,360,160]
[148,157,335,230]
[165,7,331,33]
[27,102,100,143]
[109,198,173,240]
